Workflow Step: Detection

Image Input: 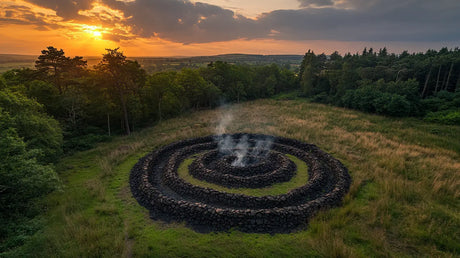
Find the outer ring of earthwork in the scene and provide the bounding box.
[130,134,351,233]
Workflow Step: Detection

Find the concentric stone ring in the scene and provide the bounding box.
[189,150,296,188]
[130,134,351,233]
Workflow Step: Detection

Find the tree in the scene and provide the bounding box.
[144,71,179,122]
[175,68,210,109]
[25,80,61,116]
[335,62,360,102]
[300,50,320,96]
[0,110,60,212]
[0,108,60,246]
[35,46,87,94]
[0,77,6,90]
[95,48,146,135]
[0,89,63,163]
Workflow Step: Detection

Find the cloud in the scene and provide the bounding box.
[0,4,55,27]
[257,2,460,42]
[2,0,460,44]
[264,0,460,42]
[101,0,460,43]
[298,0,334,8]
[100,0,267,43]
[26,0,93,20]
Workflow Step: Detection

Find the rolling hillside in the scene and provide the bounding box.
[7,100,459,257]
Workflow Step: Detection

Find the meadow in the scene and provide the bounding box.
[9,99,459,257]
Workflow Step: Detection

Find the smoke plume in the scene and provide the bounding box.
[214,105,273,167]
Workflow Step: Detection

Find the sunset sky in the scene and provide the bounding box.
[0,0,459,57]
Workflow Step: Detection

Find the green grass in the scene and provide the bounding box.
[177,154,308,196]
[4,99,459,257]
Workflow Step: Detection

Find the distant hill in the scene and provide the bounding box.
[0,53,303,73]
[0,54,37,64]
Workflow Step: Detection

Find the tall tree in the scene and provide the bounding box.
[300,50,320,96]
[144,71,179,122]
[35,46,86,94]
[421,64,433,98]
[95,48,145,135]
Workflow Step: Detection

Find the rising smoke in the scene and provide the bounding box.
[214,105,273,167]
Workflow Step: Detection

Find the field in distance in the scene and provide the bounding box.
[0,53,302,73]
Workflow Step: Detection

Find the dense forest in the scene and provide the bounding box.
[1,46,459,251]
[298,47,460,123]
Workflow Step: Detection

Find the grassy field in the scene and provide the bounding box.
[7,99,460,257]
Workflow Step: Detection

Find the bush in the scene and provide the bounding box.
[421,91,460,114]
[311,92,331,103]
[0,109,60,251]
[376,94,411,117]
[424,109,460,125]
[0,90,63,163]
[0,126,60,212]
[341,86,411,116]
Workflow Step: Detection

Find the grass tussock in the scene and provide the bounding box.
[6,99,460,257]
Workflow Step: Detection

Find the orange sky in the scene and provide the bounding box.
[0,0,459,57]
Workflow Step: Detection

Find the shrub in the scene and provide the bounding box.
[0,90,63,163]
[424,109,460,125]
[342,87,411,116]
[380,94,411,117]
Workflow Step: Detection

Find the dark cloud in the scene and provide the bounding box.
[102,0,460,43]
[279,0,460,42]
[0,5,52,27]
[7,0,460,43]
[5,10,13,18]
[34,25,50,31]
[298,0,334,8]
[100,0,267,43]
[26,0,93,20]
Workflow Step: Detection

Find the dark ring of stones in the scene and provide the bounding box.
[200,151,284,176]
[129,133,351,233]
[189,150,296,188]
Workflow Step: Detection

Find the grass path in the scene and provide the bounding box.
[10,99,460,257]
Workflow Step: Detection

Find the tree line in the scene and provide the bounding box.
[1,47,297,150]
[299,47,460,124]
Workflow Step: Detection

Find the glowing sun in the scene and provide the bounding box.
[82,25,104,39]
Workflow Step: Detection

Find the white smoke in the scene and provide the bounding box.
[218,135,234,155]
[250,138,273,158]
[215,107,233,135]
[215,105,234,154]
[231,135,249,167]
[214,104,273,167]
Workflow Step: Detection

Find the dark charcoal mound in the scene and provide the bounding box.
[129,134,351,233]
[189,150,296,188]
[202,151,284,176]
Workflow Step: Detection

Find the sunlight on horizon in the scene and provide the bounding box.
[81,25,104,40]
